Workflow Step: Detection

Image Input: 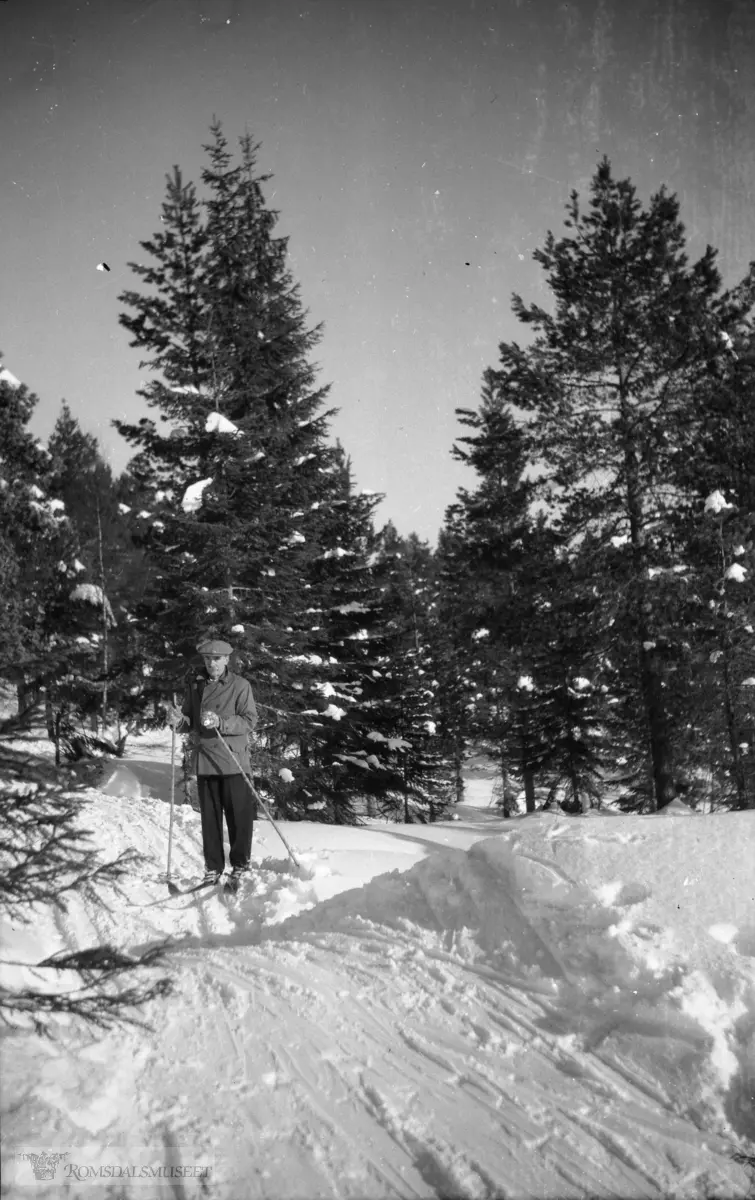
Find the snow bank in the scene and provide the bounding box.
[1,734,753,1198]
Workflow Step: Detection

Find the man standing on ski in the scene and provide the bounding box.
[166,639,258,892]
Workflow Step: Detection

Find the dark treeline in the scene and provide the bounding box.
[2,134,753,819]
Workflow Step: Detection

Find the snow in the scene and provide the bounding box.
[181,477,213,513]
[705,490,735,515]
[726,563,748,583]
[0,365,21,389]
[69,583,116,625]
[1,733,754,1198]
[167,383,202,395]
[204,411,240,436]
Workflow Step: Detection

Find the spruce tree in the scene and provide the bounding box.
[114,122,336,674]
[668,311,755,810]
[374,524,453,821]
[47,403,149,742]
[113,122,391,819]
[0,366,74,715]
[485,158,754,811]
[440,393,546,810]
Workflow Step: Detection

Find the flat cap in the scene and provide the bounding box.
[196,639,233,656]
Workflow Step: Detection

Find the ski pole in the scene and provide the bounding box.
[165,694,180,896]
[211,727,303,872]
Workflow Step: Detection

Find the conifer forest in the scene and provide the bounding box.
[2,124,754,820]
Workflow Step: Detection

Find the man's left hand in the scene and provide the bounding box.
[201,711,220,729]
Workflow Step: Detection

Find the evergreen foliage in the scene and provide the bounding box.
[112,121,409,820]
[477,159,755,811]
[440,159,755,812]
[0,743,170,1033]
[46,402,152,749]
[0,365,83,732]
[374,523,454,821]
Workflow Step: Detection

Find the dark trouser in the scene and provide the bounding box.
[197,774,255,873]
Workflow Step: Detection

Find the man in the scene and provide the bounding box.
[166,639,258,893]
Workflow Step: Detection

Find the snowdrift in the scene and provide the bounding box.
[1,739,754,1198]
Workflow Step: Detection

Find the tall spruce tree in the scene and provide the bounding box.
[485,157,755,811]
[113,122,392,819]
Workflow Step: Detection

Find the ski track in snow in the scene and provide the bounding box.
[1,755,754,1199]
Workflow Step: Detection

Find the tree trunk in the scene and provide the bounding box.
[519,716,536,812]
[500,748,515,817]
[523,766,536,813]
[44,689,56,743]
[454,736,465,805]
[53,706,62,767]
[96,502,109,731]
[636,636,675,811]
[721,645,749,808]
[622,395,672,813]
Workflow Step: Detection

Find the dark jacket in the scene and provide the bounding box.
[181,669,258,777]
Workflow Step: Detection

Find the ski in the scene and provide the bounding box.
[126,877,221,907]
[171,877,222,896]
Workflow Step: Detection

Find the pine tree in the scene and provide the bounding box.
[485,158,755,811]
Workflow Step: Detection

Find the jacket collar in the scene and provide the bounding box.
[201,668,231,684]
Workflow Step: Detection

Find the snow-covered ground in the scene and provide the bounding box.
[1,731,754,1198]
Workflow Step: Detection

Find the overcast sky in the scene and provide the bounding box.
[2,0,753,542]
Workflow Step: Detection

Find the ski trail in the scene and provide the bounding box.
[121,920,744,1200]
[4,779,751,1199]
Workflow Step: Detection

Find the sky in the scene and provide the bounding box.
[2,0,754,542]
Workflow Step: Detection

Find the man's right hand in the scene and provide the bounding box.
[165,704,187,729]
